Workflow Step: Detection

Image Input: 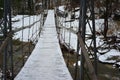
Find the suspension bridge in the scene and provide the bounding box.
[0,0,99,80]
[15,10,73,80]
[1,0,120,80]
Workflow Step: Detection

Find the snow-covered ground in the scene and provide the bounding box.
[99,49,120,63]
[11,5,120,67]
[58,6,120,66]
[12,14,43,42]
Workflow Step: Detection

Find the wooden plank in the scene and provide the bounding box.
[77,32,98,80]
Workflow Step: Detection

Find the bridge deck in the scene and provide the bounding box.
[15,10,73,80]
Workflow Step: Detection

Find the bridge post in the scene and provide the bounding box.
[3,0,8,79]
[8,0,14,79]
[78,0,97,80]
[2,0,13,80]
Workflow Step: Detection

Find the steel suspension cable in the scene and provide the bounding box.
[31,15,35,42]
[64,17,67,42]
[27,0,32,55]
[22,15,24,65]
[74,4,82,79]
[74,39,80,80]
[38,13,42,37]
[28,15,31,55]
[8,0,14,79]
[28,0,32,55]
[35,15,38,42]
[91,0,97,74]
[80,0,87,79]
[21,0,25,66]
[3,0,8,79]
[67,10,72,67]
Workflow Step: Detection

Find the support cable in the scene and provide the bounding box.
[91,0,97,74]
[74,3,82,79]
[67,10,72,67]
[104,0,109,39]
[8,0,14,79]
[21,0,25,66]
[80,0,87,80]
[35,15,38,42]
[64,16,67,42]
[39,13,43,37]
[3,0,8,79]
[31,15,35,42]
[74,39,79,80]
[28,15,31,55]
[28,0,32,55]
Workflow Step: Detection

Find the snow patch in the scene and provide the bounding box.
[99,49,120,63]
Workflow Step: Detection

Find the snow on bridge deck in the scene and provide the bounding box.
[15,10,73,80]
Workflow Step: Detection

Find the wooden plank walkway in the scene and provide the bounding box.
[15,10,73,80]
